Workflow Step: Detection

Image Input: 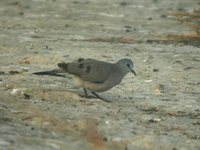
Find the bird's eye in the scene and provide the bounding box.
[127,64,130,68]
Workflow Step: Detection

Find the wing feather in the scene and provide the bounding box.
[59,59,114,83]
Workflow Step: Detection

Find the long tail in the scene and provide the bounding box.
[33,69,66,77]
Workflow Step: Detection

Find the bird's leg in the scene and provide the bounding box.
[81,88,94,98]
[82,88,110,102]
[91,91,110,102]
[83,88,88,97]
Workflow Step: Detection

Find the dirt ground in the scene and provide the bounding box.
[0,0,200,150]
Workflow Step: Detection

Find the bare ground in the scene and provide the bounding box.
[0,0,200,150]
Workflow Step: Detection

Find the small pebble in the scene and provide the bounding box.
[153,68,159,72]
[144,79,153,83]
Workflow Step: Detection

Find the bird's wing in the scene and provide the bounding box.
[58,59,115,83]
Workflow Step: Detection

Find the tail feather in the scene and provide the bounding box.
[33,69,66,77]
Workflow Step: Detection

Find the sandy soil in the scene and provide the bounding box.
[0,0,200,150]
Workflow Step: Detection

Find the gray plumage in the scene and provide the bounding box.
[58,58,136,92]
[33,58,136,102]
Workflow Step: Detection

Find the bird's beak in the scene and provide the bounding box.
[131,69,137,76]
[129,68,137,76]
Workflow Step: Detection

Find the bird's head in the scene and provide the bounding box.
[117,58,137,76]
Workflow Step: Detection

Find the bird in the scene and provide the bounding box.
[33,58,136,102]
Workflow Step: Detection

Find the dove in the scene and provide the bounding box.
[33,58,136,102]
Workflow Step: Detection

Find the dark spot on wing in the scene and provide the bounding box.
[86,66,91,73]
[58,63,68,71]
[78,58,84,62]
[79,63,84,69]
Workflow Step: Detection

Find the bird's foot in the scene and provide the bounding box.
[91,92,110,102]
[79,94,95,99]
[81,88,110,102]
